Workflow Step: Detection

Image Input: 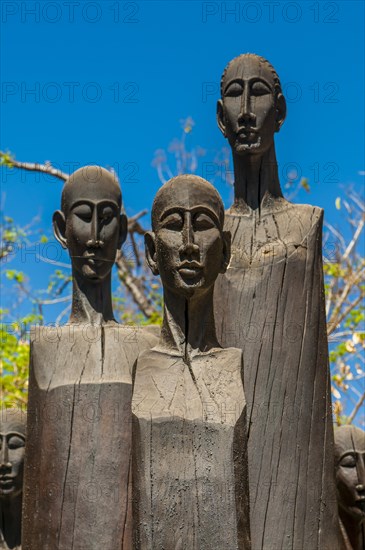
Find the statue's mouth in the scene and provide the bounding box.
[237,126,257,137]
[0,476,14,487]
[178,261,203,278]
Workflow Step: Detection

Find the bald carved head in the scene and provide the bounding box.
[146,175,230,298]
[0,408,26,500]
[334,425,365,524]
[53,166,127,282]
[217,53,286,156]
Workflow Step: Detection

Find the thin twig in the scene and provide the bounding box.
[347,391,365,424]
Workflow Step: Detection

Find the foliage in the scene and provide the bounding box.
[0,311,42,407]
[323,191,365,425]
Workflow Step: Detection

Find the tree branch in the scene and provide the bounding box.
[1,152,69,181]
[347,391,365,424]
[115,251,155,318]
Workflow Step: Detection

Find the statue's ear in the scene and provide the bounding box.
[144,231,159,275]
[216,99,226,137]
[118,212,128,249]
[52,210,67,249]
[220,230,231,274]
[275,93,286,132]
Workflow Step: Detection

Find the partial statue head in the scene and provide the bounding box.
[217,53,286,156]
[334,425,365,524]
[53,166,127,283]
[145,175,230,298]
[0,408,26,500]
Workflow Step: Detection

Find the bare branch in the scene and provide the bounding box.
[327,293,364,336]
[347,391,365,424]
[343,216,365,261]
[328,266,365,330]
[1,152,69,181]
[55,304,72,325]
[115,251,155,318]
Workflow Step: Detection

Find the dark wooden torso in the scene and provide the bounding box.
[214,202,341,550]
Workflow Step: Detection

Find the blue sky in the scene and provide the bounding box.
[1,0,364,303]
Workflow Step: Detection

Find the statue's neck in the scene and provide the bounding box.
[160,287,220,362]
[0,495,22,548]
[231,143,283,213]
[69,269,115,325]
[339,510,365,550]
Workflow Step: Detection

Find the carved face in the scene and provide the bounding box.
[146,176,230,298]
[217,55,286,156]
[53,167,127,282]
[335,426,365,523]
[0,415,26,499]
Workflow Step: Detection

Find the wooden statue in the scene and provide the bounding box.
[335,425,365,550]
[214,53,341,549]
[22,166,157,550]
[0,409,26,550]
[132,175,251,549]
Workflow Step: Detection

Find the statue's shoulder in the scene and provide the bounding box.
[135,346,172,371]
[290,202,323,218]
[214,346,242,361]
[209,346,243,373]
[285,202,324,232]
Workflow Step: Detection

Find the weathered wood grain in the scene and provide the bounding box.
[214,201,340,550]
[22,324,157,550]
[132,346,251,550]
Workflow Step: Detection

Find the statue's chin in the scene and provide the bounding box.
[0,485,21,499]
[81,267,105,282]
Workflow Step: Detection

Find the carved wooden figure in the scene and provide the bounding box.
[335,425,365,550]
[0,409,26,550]
[132,175,251,549]
[22,166,157,550]
[214,54,340,549]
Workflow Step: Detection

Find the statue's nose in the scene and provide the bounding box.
[0,444,11,470]
[237,86,257,128]
[180,213,199,256]
[90,208,100,243]
[356,456,365,486]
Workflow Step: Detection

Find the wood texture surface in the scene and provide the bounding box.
[132,346,251,550]
[214,201,340,550]
[22,324,157,550]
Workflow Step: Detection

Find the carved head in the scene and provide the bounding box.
[53,166,127,282]
[0,409,26,500]
[217,53,286,156]
[334,425,365,524]
[145,175,230,298]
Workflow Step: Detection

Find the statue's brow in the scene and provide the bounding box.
[159,206,220,225]
[70,199,119,209]
[223,77,273,94]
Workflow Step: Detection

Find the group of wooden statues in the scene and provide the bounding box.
[1,54,364,550]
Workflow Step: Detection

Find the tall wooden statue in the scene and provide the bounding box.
[0,408,26,550]
[132,175,251,549]
[214,54,340,549]
[22,166,157,550]
[335,425,365,550]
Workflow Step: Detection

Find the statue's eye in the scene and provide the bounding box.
[160,213,183,231]
[225,82,243,97]
[8,436,25,450]
[73,205,92,221]
[251,81,272,96]
[194,213,217,231]
[340,454,356,468]
[100,206,114,223]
